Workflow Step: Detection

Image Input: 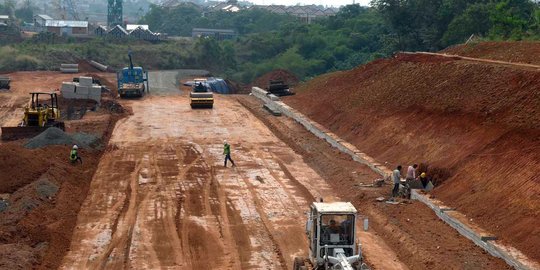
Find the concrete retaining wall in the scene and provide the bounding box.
[252,87,392,178]
[251,86,539,270]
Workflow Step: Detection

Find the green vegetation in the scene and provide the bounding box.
[0,1,538,82]
[140,4,296,36]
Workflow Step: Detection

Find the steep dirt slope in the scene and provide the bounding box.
[443,41,540,65]
[283,50,540,262]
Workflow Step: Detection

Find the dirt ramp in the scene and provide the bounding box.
[252,69,299,89]
[443,41,540,65]
[284,43,540,262]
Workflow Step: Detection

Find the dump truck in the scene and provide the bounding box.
[190,78,214,109]
[0,76,10,90]
[1,92,65,140]
[267,80,294,96]
[293,202,369,270]
[117,51,149,98]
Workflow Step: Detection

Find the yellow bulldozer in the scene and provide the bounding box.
[1,92,65,140]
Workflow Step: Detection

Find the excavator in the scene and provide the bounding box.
[1,92,65,140]
[293,202,369,270]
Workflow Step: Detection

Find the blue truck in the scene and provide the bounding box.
[117,52,149,98]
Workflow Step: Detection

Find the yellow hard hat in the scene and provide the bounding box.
[420,172,426,178]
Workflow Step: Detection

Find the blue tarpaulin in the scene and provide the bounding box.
[184,77,232,94]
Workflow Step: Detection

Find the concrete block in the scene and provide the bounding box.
[75,86,89,95]
[269,94,280,101]
[61,91,77,99]
[79,76,93,87]
[89,86,102,95]
[61,82,76,94]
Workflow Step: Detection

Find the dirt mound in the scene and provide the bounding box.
[77,60,101,73]
[443,41,540,65]
[0,101,123,269]
[284,45,540,261]
[24,127,80,149]
[252,69,299,89]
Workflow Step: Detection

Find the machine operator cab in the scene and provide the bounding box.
[303,202,367,270]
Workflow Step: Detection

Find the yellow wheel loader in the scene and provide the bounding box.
[1,92,65,140]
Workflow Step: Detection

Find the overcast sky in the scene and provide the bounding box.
[249,0,371,7]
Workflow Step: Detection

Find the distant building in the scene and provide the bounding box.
[192,28,236,40]
[95,25,108,36]
[99,24,161,41]
[126,24,149,31]
[107,25,129,38]
[33,14,54,32]
[45,20,89,36]
[0,15,9,26]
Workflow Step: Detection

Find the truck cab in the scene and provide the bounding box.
[117,66,148,98]
[294,202,367,270]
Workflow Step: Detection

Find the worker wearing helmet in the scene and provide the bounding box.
[419,172,428,189]
[70,145,82,164]
[223,140,235,167]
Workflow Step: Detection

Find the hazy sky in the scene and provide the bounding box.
[249,0,371,7]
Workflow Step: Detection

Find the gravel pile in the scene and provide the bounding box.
[23,128,100,150]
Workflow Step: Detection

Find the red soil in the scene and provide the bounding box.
[443,41,540,65]
[0,71,125,269]
[284,49,540,262]
[252,69,300,89]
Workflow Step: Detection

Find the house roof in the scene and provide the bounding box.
[35,14,53,21]
[126,24,149,31]
[45,20,88,28]
[0,15,9,20]
[109,25,129,35]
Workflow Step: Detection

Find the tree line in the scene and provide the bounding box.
[141,1,539,83]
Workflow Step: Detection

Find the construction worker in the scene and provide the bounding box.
[392,165,402,198]
[223,140,235,167]
[419,172,428,189]
[70,145,82,164]
[406,164,417,181]
[327,220,341,234]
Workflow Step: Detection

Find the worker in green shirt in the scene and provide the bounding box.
[223,140,236,167]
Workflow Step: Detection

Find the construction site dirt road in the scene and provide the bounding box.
[59,72,407,270]
[56,68,517,270]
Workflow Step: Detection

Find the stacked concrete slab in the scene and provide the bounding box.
[60,63,79,73]
[61,76,101,102]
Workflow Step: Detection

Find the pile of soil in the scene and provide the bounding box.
[24,127,92,149]
[284,46,540,261]
[252,69,299,90]
[0,143,100,269]
[0,94,125,269]
[443,41,540,65]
